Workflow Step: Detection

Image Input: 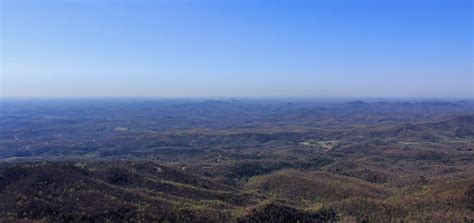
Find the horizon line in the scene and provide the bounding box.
[1,96,473,101]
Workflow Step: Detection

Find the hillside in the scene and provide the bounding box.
[0,100,473,222]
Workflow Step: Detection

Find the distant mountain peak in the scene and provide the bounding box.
[345,100,367,106]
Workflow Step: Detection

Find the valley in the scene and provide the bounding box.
[0,99,473,222]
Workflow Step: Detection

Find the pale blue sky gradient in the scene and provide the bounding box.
[1,0,473,98]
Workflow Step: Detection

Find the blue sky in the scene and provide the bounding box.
[1,0,472,98]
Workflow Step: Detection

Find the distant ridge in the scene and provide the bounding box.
[345,100,367,106]
[448,115,474,125]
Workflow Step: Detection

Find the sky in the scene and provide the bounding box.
[1,0,473,98]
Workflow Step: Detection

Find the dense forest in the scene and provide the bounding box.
[0,99,473,222]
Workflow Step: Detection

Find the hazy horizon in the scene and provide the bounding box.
[1,0,473,98]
